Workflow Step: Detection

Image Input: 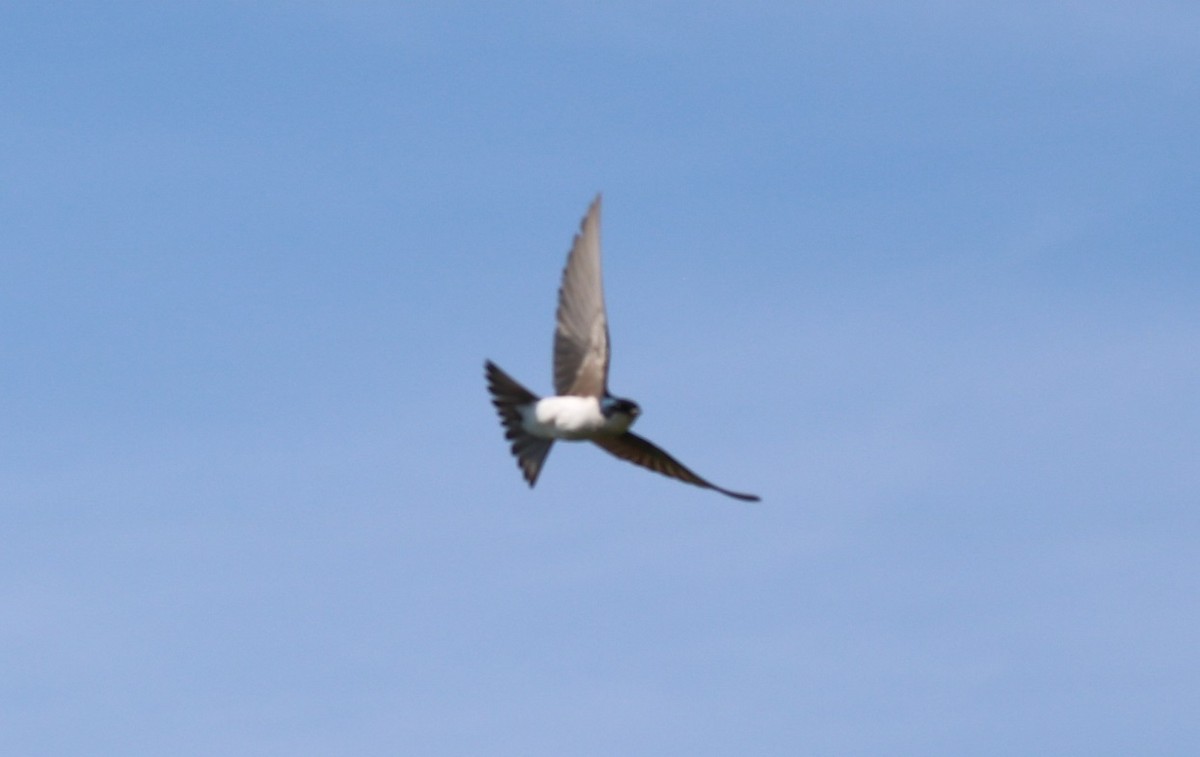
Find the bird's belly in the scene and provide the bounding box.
[524,396,607,440]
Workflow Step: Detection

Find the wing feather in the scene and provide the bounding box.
[553,195,609,397]
[592,432,760,502]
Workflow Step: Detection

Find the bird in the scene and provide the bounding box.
[484,195,760,502]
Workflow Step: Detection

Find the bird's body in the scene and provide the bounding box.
[485,195,760,502]
[523,395,636,440]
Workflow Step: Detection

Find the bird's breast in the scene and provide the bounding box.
[524,396,615,440]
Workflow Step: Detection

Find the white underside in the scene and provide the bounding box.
[522,395,634,440]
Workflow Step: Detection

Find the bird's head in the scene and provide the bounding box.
[601,396,641,429]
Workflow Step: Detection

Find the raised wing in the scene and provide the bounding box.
[553,195,609,397]
[592,432,761,502]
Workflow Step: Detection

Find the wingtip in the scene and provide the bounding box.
[720,488,761,503]
[581,194,601,225]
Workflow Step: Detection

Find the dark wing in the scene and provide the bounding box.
[553,195,609,397]
[592,432,760,502]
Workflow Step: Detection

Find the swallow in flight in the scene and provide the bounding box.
[484,196,759,502]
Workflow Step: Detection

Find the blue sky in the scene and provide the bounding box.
[3,2,1198,754]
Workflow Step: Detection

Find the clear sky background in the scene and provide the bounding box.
[3,2,1197,755]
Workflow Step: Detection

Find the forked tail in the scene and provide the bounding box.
[484,360,553,486]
